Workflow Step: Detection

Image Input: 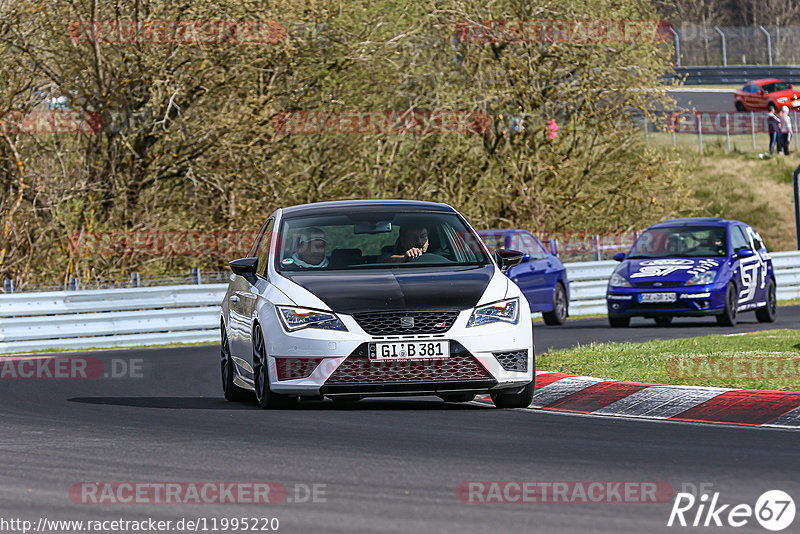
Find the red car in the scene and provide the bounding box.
[734,78,800,112]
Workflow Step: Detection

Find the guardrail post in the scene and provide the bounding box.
[751,112,756,151]
[68,277,78,291]
[4,279,13,293]
[794,165,800,250]
[192,268,202,285]
[592,234,600,261]
[759,26,772,66]
[131,272,140,288]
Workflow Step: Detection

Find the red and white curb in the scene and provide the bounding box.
[481,371,800,428]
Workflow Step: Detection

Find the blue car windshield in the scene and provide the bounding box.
[627,226,728,259]
[276,212,489,271]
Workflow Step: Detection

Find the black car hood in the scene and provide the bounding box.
[282,265,494,313]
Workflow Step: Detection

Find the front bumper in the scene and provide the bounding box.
[606,284,727,318]
[259,309,533,397]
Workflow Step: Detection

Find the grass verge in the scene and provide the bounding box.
[537,329,800,390]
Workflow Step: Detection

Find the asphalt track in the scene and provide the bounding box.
[665,89,733,112]
[2,307,800,533]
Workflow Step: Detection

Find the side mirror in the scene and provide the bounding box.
[494,249,525,273]
[613,252,626,262]
[520,253,531,264]
[735,248,755,259]
[229,257,259,283]
[758,90,764,95]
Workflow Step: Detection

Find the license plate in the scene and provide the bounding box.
[369,341,450,360]
[638,292,677,303]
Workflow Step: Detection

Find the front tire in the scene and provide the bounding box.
[491,381,534,409]
[542,282,568,325]
[735,101,746,112]
[252,325,298,409]
[221,323,250,402]
[755,279,777,323]
[716,283,738,326]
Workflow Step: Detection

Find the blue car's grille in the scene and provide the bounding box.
[632,281,684,288]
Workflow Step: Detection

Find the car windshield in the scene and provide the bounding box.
[627,226,727,259]
[276,212,489,271]
[763,82,791,93]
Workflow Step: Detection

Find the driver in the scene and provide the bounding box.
[292,227,329,268]
[385,223,429,263]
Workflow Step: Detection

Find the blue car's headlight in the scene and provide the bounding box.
[276,306,347,332]
[467,298,519,327]
[609,273,632,288]
[684,270,717,286]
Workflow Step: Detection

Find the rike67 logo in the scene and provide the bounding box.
[668,490,795,531]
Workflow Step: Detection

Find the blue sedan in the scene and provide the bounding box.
[606,217,777,327]
[478,229,570,325]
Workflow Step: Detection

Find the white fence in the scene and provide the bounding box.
[1,251,799,354]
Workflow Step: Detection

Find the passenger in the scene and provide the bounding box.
[292,227,329,268]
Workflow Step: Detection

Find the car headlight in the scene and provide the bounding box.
[466,298,519,327]
[684,270,717,286]
[609,273,632,288]
[777,97,788,103]
[276,306,347,332]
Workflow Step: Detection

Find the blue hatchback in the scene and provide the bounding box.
[478,229,570,325]
[606,218,777,327]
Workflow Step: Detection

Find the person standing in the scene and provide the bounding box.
[780,105,793,155]
[767,108,780,155]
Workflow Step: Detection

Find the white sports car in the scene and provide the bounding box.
[220,200,534,408]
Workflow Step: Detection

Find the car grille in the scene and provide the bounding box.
[632,281,684,288]
[352,311,460,336]
[628,302,693,311]
[324,354,490,384]
[493,350,528,372]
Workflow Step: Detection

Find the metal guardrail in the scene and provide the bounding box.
[671,65,800,85]
[0,284,227,354]
[2,251,799,354]
[567,250,800,316]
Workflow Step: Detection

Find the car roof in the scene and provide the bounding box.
[648,217,740,228]
[749,78,784,85]
[280,199,456,218]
